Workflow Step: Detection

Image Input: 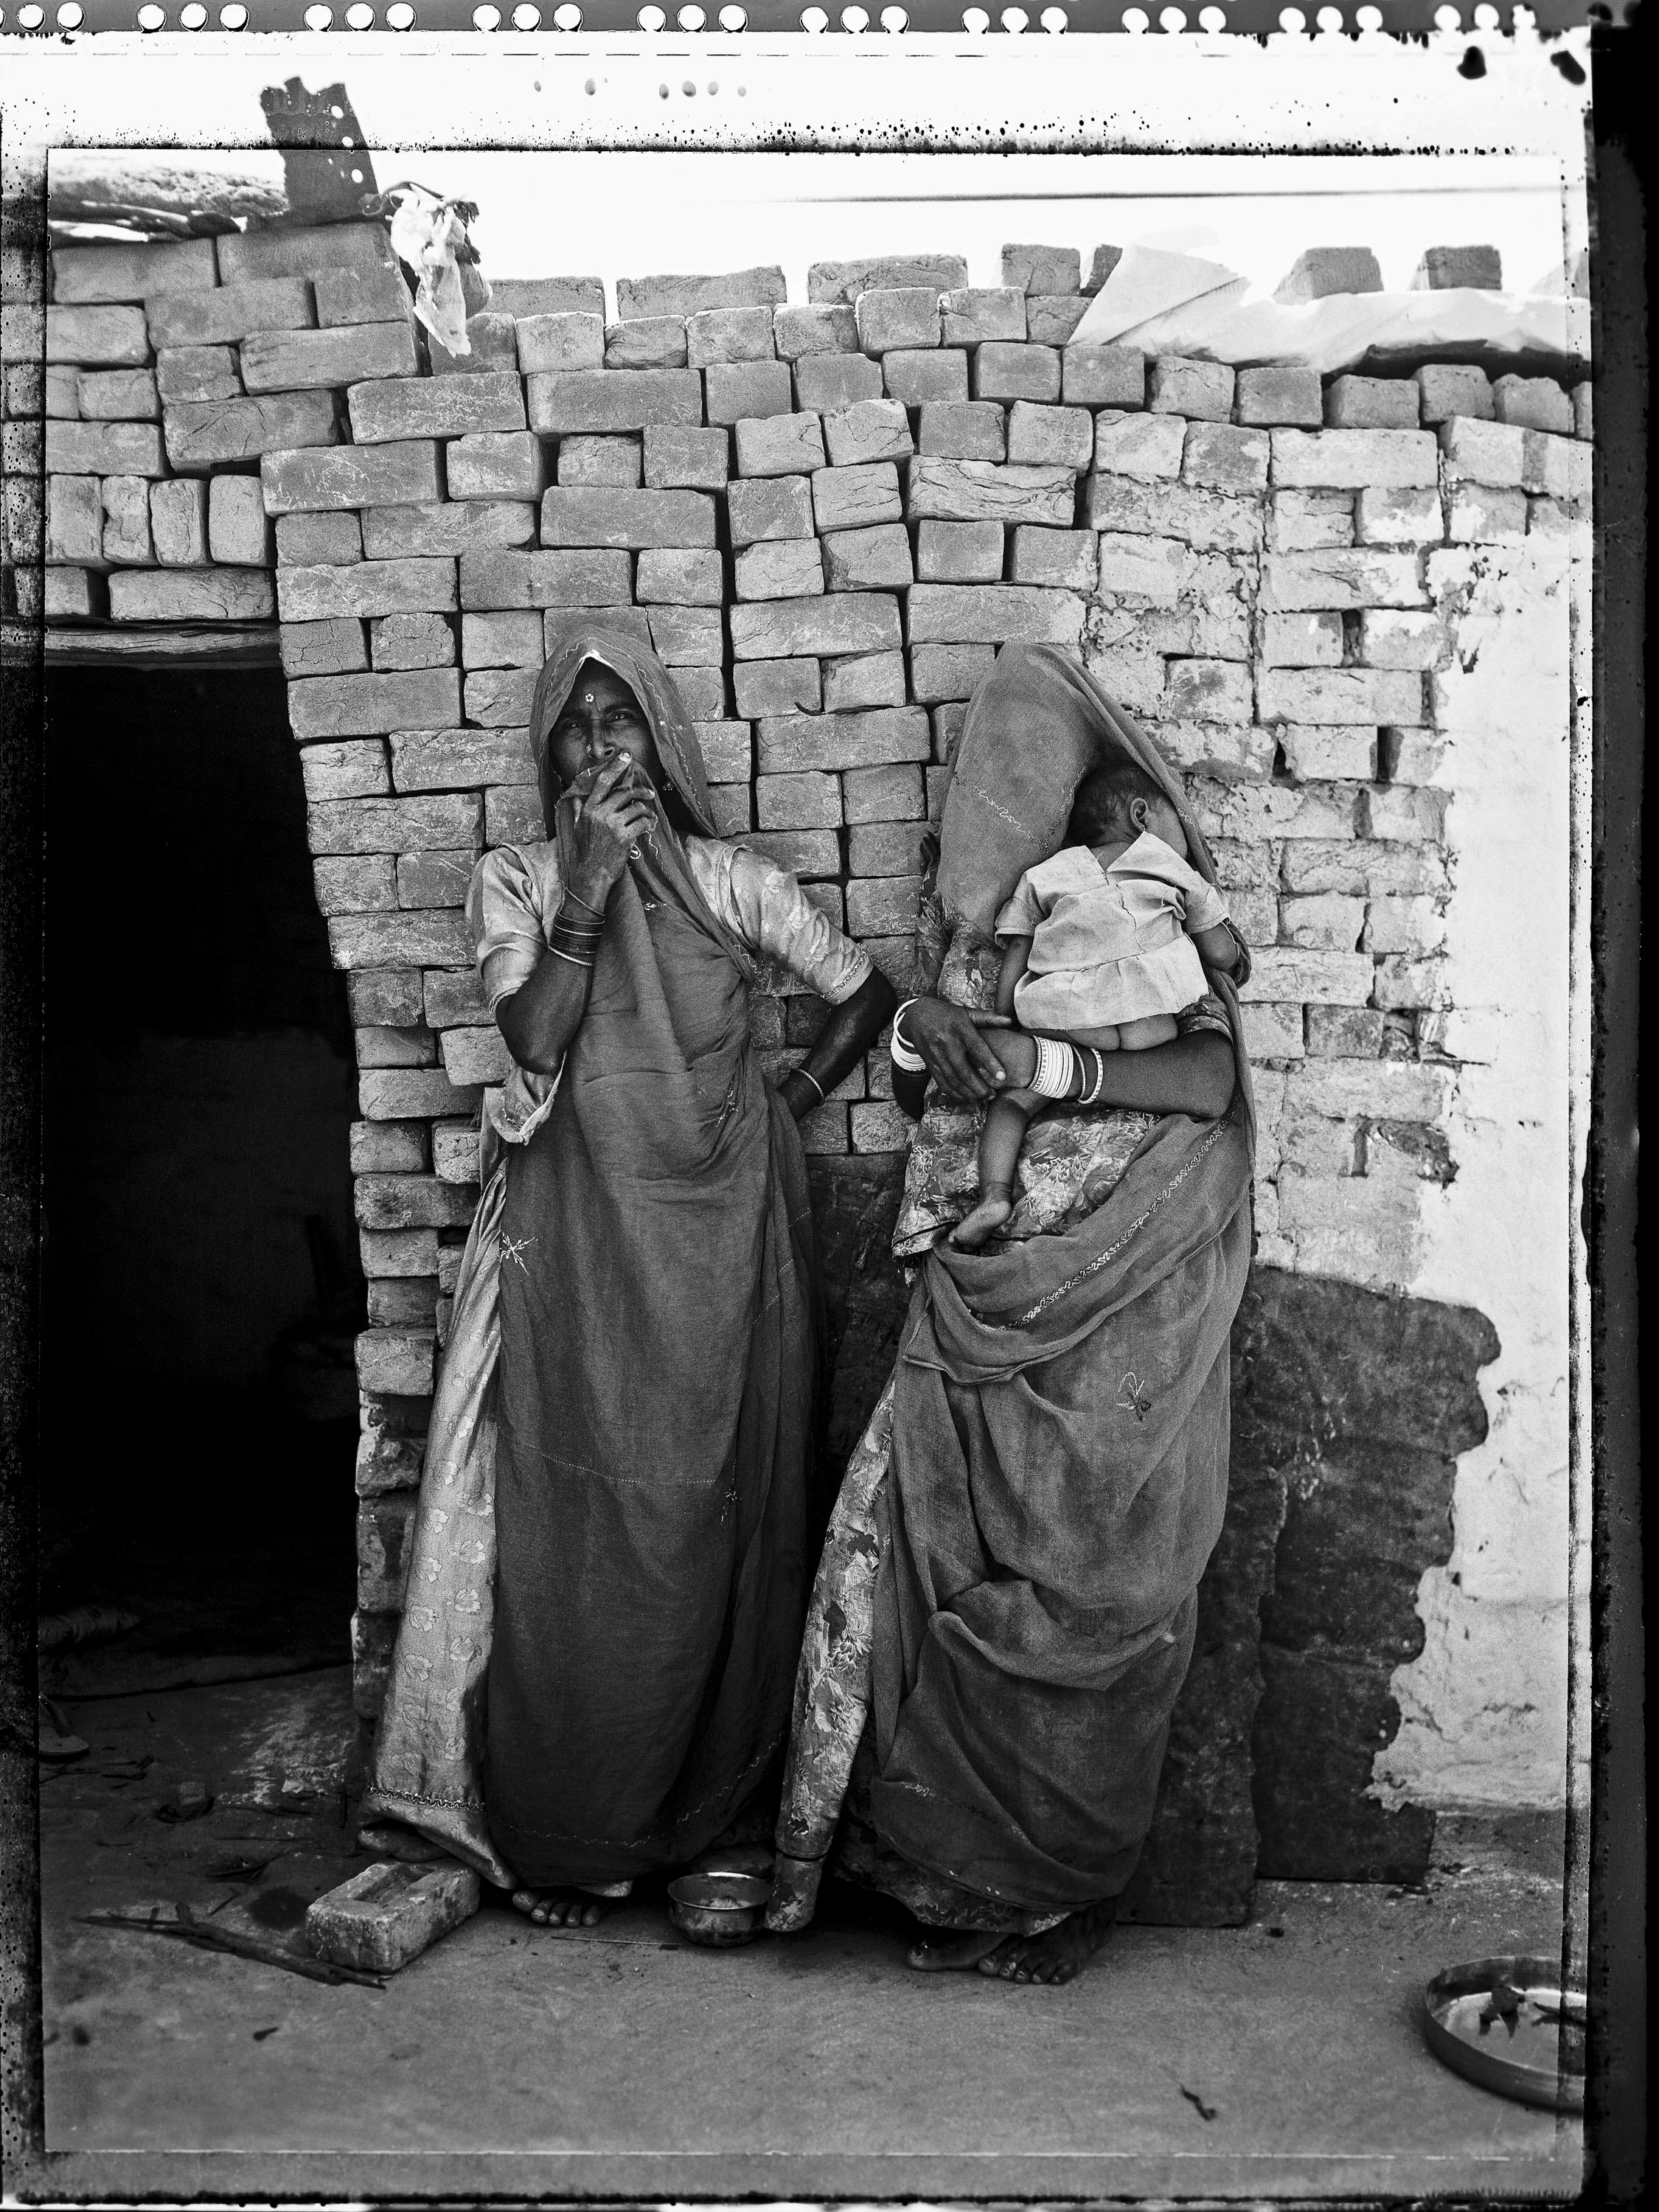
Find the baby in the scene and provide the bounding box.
[950,759,1241,1249]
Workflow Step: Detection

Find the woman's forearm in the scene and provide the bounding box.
[495,948,595,1077]
[1079,1029,1237,1119]
[781,969,897,1115]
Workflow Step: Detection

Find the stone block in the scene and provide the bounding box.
[640,423,727,490]
[692,721,751,783]
[1085,475,1261,552]
[938,288,1024,345]
[526,369,703,435]
[75,368,159,421]
[550,435,638,490]
[459,665,538,723]
[348,372,524,444]
[108,568,274,622]
[852,288,940,355]
[917,402,1004,464]
[735,538,824,601]
[42,364,79,416]
[153,346,242,406]
[1267,490,1354,552]
[1273,246,1383,303]
[318,857,399,917]
[1414,364,1493,425]
[1523,431,1590,505]
[1091,531,1190,602]
[773,303,860,361]
[390,729,534,790]
[1360,785,1448,844]
[1352,487,1444,546]
[100,476,153,566]
[462,610,543,666]
[734,658,821,718]
[1182,422,1269,494]
[823,651,905,713]
[1352,610,1451,670]
[425,968,492,1029]
[352,1120,430,1178]
[492,277,606,318]
[822,400,913,469]
[745,830,839,878]
[1148,722,1276,782]
[1281,839,1446,897]
[358,1217,439,1280]
[355,1330,437,1401]
[1239,947,1372,1006]
[206,474,273,566]
[972,343,1060,405]
[1234,367,1322,428]
[45,419,166,476]
[1305,1005,1385,1057]
[308,792,482,855]
[847,819,928,878]
[812,463,902,535]
[605,316,688,371]
[301,739,387,799]
[843,764,925,824]
[539,486,714,549]
[1262,611,1343,667]
[636,547,724,604]
[362,501,536,557]
[729,594,902,663]
[883,350,969,406]
[1447,484,1528,543]
[149,476,210,566]
[757,705,931,775]
[1261,549,1427,611]
[1001,243,1080,296]
[1025,297,1091,347]
[735,411,827,479]
[1239,1004,1305,1062]
[310,260,411,328]
[907,456,1075,527]
[46,476,105,566]
[908,641,995,703]
[277,510,361,566]
[515,312,606,374]
[617,268,786,319]
[446,431,548,502]
[428,313,520,377]
[671,666,728,720]
[1324,375,1420,430]
[706,360,793,426]
[259,439,438,513]
[1259,667,1422,727]
[439,1026,514,1086]
[334,913,478,978]
[1413,244,1501,291]
[1003,402,1091,472]
[1279,891,1366,950]
[706,786,754,835]
[52,237,218,305]
[41,568,105,621]
[1149,357,1234,422]
[45,305,151,367]
[1379,726,1447,784]
[917,521,1003,584]
[647,605,724,664]
[282,619,368,680]
[846,875,922,938]
[1437,414,1527,487]
[1093,411,1186,479]
[808,256,967,306]
[1164,658,1253,724]
[725,476,812,549]
[905,582,1085,648]
[686,306,776,368]
[1059,347,1143,411]
[544,605,652,655]
[758,771,841,830]
[217,220,394,285]
[276,557,457,624]
[288,668,462,742]
[1270,428,1439,490]
[237,322,414,396]
[823,523,913,592]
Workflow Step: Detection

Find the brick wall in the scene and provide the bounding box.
[15,223,1588,1756]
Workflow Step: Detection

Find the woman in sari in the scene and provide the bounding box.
[766,644,1254,1983]
[362,624,895,1924]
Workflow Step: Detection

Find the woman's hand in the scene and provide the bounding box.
[903,997,1012,1105]
[563,754,658,909]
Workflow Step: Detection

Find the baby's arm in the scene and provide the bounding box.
[1191,918,1240,975]
[995,933,1033,1017]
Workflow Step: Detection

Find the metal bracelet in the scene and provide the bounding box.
[889,996,927,1073]
[547,945,595,970]
[792,1066,827,1105]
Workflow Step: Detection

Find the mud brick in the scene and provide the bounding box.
[844,762,925,822]
[149,476,210,566]
[492,276,606,318]
[44,305,150,367]
[1239,948,1374,1009]
[1233,366,1322,429]
[642,424,728,490]
[855,288,941,355]
[311,259,411,327]
[823,651,905,712]
[288,668,462,741]
[758,771,841,830]
[544,605,652,655]
[917,402,1003,464]
[108,568,274,622]
[1025,297,1092,347]
[883,352,967,408]
[204,474,271,566]
[1271,429,1439,491]
[692,721,751,783]
[1262,550,1427,611]
[46,420,166,476]
[705,361,792,427]
[76,368,159,420]
[1352,487,1442,546]
[929,289,1019,347]
[808,256,967,307]
[734,658,821,717]
[823,523,913,592]
[363,501,535,560]
[1144,359,1231,423]
[916,520,1001,584]
[515,312,606,374]
[52,237,218,306]
[316,857,399,916]
[241,322,417,395]
[669,667,725,719]
[1352,611,1450,669]
[1273,246,1383,304]
[540,485,715,550]
[1262,612,1343,667]
[736,538,824,600]
[1447,484,1527,543]
[430,313,519,374]
[354,1332,437,1402]
[1164,659,1253,724]
[553,435,639,489]
[348,372,524,443]
[1522,431,1590,504]
[908,641,993,703]
[359,1227,440,1295]
[154,345,242,406]
[1005,402,1092,472]
[46,476,104,566]
[42,366,79,416]
[1259,667,1422,726]
[906,582,1085,648]
[277,557,458,625]
[282,618,368,680]
[348,970,426,1029]
[100,476,152,566]
[367,1280,441,1329]
[146,282,310,357]
[400,850,479,914]
[277,510,361,566]
[390,728,534,790]
[434,1024,511,1091]
[42,570,107,621]
[461,610,543,667]
[1321,375,1419,430]
[731,594,902,662]
[908,457,1075,527]
[217,220,393,285]
[1268,490,1354,552]
[460,665,536,724]
[302,741,389,802]
[441,431,545,503]
[822,400,912,469]
[1009,525,1097,591]
[773,302,859,360]
[352,1119,429,1176]
[636,547,724,604]
[707,786,754,835]
[1001,243,1081,296]
[1380,725,1449,782]
[1413,244,1502,291]
[308,792,482,855]
[1357,781,1449,843]
[1092,411,1185,480]
[794,354,883,414]
[1152,721,1276,782]
[1091,526,1195,600]
[260,439,437,513]
[681,305,773,369]
[372,612,454,670]
[756,705,931,776]
[848,820,928,877]
[811,462,902,535]
[1173,423,1266,498]
[647,605,724,664]
[847,875,922,939]
[1303,1005,1385,1059]
[724,477,809,550]
[333,914,477,975]
[461,548,633,613]
[424,969,491,1028]
[526,369,703,435]
[605,317,688,371]
[973,344,1061,406]
[618,268,786,319]
[1063,345,1146,409]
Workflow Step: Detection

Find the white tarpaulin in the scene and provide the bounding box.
[1066,243,1587,375]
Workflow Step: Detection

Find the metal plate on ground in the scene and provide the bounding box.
[1422,1953,1585,2112]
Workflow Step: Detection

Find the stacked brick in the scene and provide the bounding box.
[21,229,1589,1725]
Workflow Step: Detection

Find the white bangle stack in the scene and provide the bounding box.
[888,997,927,1074]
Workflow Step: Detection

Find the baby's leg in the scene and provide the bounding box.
[1115,1012,1180,1052]
[953,1093,1035,1248]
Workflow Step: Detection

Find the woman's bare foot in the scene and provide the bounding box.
[950,1192,1013,1249]
[976,1899,1118,1985]
[905,1929,1008,1972]
[510,1885,623,1928]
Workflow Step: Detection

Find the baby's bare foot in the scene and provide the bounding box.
[950,1193,1013,1248]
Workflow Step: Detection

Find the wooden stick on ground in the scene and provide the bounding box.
[80,1907,386,1992]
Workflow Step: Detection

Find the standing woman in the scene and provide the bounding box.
[363,624,894,1924]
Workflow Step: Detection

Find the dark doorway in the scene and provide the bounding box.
[40,665,361,1686]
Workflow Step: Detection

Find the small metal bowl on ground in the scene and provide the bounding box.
[667,1871,772,1947]
[1422,1953,1586,2112]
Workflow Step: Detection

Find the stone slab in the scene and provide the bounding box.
[361,501,536,557]
[44,305,150,367]
[51,237,218,305]
[617,268,786,319]
[240,321,417,394]
[526,369,703,434]
[165,391,340,472]
[217,220,394,285]
[260,441,441,514]
[147,278,315,350]
[807,255,967,305]
[347,372,525,443]
[107,567,274,622]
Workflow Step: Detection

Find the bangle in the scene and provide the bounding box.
[1079,1046,1107,1107]
[791,1067,827,1105]
[1028,1036,1079,1100]
[889,998,927,1074]
[548,945,595,970]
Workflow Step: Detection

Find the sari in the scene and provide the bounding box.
[364,626,825,1888]
[771,644,1256,1934]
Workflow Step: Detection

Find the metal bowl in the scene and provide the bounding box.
[667,1871,772,1947]
[1422,1954,1586,2112]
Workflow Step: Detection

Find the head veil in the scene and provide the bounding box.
[936,643,1253,1141]
[527,619,721,840]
